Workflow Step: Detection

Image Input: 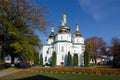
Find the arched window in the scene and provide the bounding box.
[74,50,76,53]
[77,39,79,43]
[62,55,64,60]
[54,46,56,51]
[46,51,48,54]
[45,56,47,61]
[62,46,64,52]
[61,36,63,40]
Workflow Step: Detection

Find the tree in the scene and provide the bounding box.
[67,51,72,66]
[85,36,106,65]
[34,52,39,65]
[0,0,47,62]
[0,0,47,31]
[84,50,89,66]
[110,37,120,68]
[52,51,56,66]
[40,54,43,66]
[73,54,78,66]
[100,46,112,60]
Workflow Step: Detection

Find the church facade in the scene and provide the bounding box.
[42,13,85,66]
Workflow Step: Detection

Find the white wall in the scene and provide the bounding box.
[47,39,54,44]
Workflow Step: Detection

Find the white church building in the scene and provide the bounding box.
[42,13,85,66]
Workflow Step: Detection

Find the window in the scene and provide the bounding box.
[61,36,63,40]
[62,46,64,52]
[54,46,56,51]
[46,51,48,54]
[77,39,79,43]
[45,56,47,61]
[62,55,64,60]
[74,50,76,53]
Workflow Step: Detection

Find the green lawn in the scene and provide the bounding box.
[0,71,120,80]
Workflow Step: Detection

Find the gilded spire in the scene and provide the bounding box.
[51,26,54,32]
[58,13,70,33]
[76,24,79,31]
[61,13,67,26]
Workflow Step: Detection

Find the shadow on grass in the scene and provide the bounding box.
[16,74,58,80]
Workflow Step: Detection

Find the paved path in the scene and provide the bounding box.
[0,68,22,77]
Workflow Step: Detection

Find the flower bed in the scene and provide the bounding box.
[29,67,120,75]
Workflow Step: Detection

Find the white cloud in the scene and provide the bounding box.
[79,0,120,20]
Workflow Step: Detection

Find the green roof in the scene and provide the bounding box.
[54,40,72,43]
[43,40,85,46]
[73,43,85,45]
[43,44,52,46]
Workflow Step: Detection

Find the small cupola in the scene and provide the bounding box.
[73,24,82,37]
[48,26,55,39]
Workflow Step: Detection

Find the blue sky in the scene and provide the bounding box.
[31,0,120,45]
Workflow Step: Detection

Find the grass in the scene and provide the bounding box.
[0,69,120,80]
[0,69,3,71]
[38,73,120,80]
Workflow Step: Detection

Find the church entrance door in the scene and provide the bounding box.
[60,62,64,67]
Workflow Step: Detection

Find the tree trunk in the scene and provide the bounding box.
[11,55,15,64]
[1,44,5,61]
